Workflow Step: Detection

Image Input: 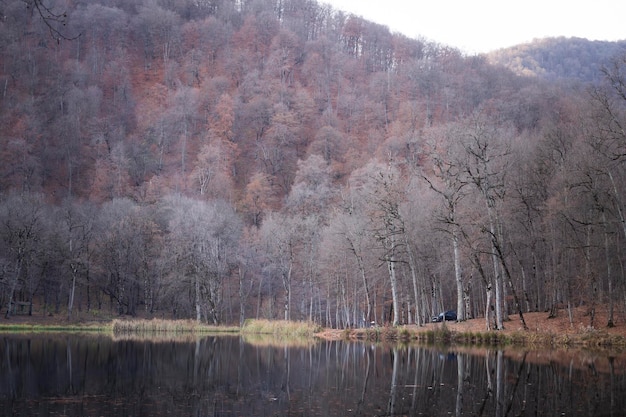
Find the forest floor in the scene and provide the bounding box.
[424,304,626,336]
[315,304,626,346]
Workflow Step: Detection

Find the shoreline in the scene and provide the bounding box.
[2,306,625,350]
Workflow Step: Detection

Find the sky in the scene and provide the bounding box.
[323,0,626,54]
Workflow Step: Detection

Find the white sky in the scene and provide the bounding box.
[323,0,626,54]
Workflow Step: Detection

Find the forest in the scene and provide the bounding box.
[1,0,626,329]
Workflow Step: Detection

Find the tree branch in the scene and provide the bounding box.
[24,0,80,42]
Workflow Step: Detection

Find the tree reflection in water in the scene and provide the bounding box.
[1,334,625,416]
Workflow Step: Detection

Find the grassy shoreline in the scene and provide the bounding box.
[324,324,626,350]
[2,318,625,350]
[0,322,112,333]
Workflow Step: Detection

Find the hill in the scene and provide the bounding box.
[486,37,626,82]
[2,0,626,331]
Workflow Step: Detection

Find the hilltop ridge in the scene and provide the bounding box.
[486,36,626,82]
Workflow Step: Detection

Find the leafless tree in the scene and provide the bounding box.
[0,193,45,318]
[163,195,241,323]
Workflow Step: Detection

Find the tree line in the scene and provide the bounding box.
[1,0,626,328]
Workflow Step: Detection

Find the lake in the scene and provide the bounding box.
[1,334,624,416]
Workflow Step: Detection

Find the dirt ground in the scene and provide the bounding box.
[314,304,626,343]
[431,304,626,336]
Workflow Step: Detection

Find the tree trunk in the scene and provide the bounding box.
[603,211,615,327]
[404,235,422,325]
[354,251,372,325]
[453,230,465,321]
[585,221,596,328]
[68,268,77,320]
[282,261,292,321]
[387,253,400,326]
[493,239,528,331]
[5,259,22,319]
[195,274,201,322]
[239,265,246,327]
[487,207,504,330]
[485,283,493,331]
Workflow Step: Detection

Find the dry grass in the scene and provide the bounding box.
[111,319,239,335]
[0,322,110,333]
[240,319,321,337]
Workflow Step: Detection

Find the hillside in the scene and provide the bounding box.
[486,36,626,82]
[1,0,626,330]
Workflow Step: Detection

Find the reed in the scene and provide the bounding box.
[381,325,399,340]
[111,319,239,335]
[0,323,110,333]
[398,327,413,342]
[364,327,380,341]
[577,328,626,348]
[240,319,321,337]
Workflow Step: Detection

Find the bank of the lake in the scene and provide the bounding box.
[320,322,626,350]
[1,306,625,349]
[320,306,626,349]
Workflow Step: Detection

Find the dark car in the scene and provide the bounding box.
[432,310,457,322]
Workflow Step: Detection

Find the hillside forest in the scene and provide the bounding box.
[2,0,626,330]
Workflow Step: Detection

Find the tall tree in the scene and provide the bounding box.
[95,198,142,315]
[259,212,301,321]
[327,195,376,326]
[163,195,241,323]
[58,200,94,319]
[0,193,45,318]
[460,114,527,331]
[355,161,407,326]
[420,125,470,322]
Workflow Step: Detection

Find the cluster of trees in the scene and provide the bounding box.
[0,193,240,322]
[1,0,626,328]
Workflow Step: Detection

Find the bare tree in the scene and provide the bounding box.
[163,195,241,323]
[359,161,406,326]
[59,200,94,319]
[259,212,299,321]
[420,125,470,321]
[0,193,45,318]
[95,199,141,315]
[328,205,375,326]
[460,115,527,330]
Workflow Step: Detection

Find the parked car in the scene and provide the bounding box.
[432,310,457,322]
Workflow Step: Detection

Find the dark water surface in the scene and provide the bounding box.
[1,334,625,416]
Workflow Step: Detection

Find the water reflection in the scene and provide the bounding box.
[1,334,625,416]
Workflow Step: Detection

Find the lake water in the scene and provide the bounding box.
[1,334,624,416]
